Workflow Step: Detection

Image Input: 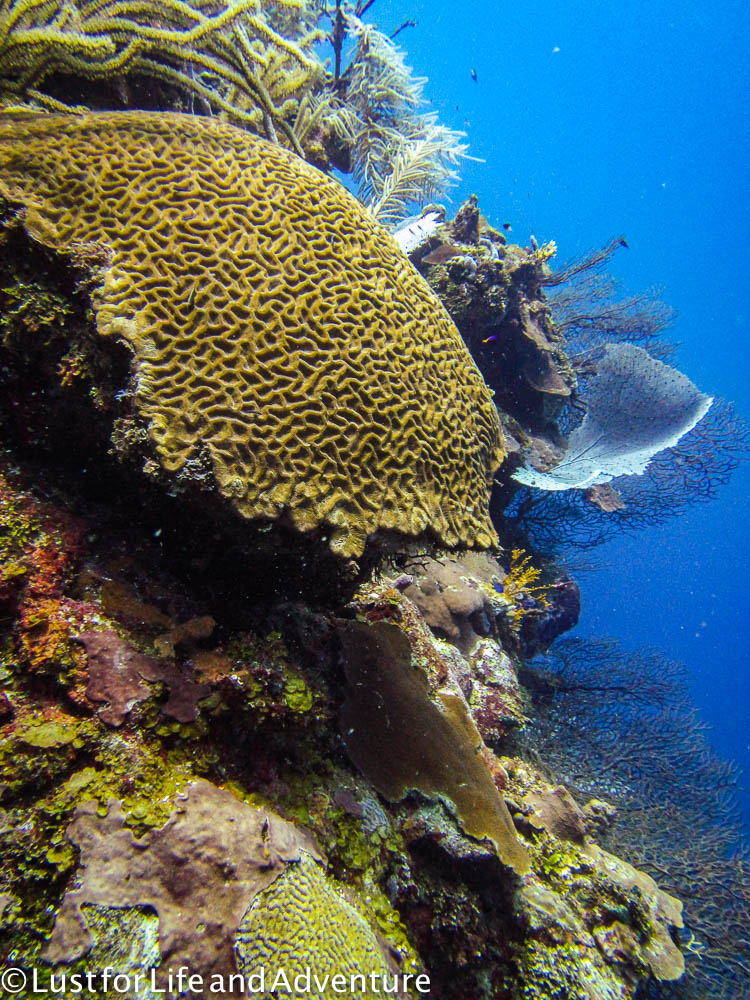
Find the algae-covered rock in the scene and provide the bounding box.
[0,457,689,1000]
[44,780,323,986]
[412,196,575,441]
[41,780,417,999]
[79,629,209,727]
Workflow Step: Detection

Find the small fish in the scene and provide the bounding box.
[619,237,629,248]
[503,222,512,231]
[186,284,198,309]
[482,335,497,344]
[470,68,478,82]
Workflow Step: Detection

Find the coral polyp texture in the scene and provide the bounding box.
[0,110,504,557]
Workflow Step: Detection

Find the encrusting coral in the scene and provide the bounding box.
[0,109,504,557]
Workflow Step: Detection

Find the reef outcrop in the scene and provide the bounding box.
[0,127,688,1000]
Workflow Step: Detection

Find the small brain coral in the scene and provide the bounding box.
[0,111,504,557]
[235,853,395,999]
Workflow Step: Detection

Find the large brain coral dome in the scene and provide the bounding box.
[0,111,504,557]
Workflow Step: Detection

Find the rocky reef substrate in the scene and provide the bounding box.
[0,193,686,999]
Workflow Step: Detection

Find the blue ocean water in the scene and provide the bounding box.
[371,0,750,826]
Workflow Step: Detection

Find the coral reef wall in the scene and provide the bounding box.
[2,9,743,999]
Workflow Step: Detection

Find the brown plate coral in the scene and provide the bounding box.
[0,110,504,557]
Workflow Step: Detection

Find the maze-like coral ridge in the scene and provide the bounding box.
[235,853,393,996]
[0,111,504,556]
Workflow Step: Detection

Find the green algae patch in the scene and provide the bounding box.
[283,672,314,713]
[15,718,79,748]
[516,940,624,1000]
[339,620,529,874]
[0,709,97,799]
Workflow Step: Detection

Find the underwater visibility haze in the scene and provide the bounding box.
[0,0,748,998]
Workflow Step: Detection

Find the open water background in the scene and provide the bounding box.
[367,0,750,828]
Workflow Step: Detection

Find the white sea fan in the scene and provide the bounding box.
[513,343,714,491]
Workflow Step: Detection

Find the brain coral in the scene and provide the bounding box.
[235,853,396,999]
[0,111,504,557]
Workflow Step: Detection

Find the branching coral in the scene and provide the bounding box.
[550,271,677,363]
[323,13,470,224]
[0,0,324,151]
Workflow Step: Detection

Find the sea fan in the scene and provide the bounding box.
[512,343,713,490]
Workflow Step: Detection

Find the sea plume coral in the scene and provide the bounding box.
[0,0,476,215]
[323,13,470,224]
